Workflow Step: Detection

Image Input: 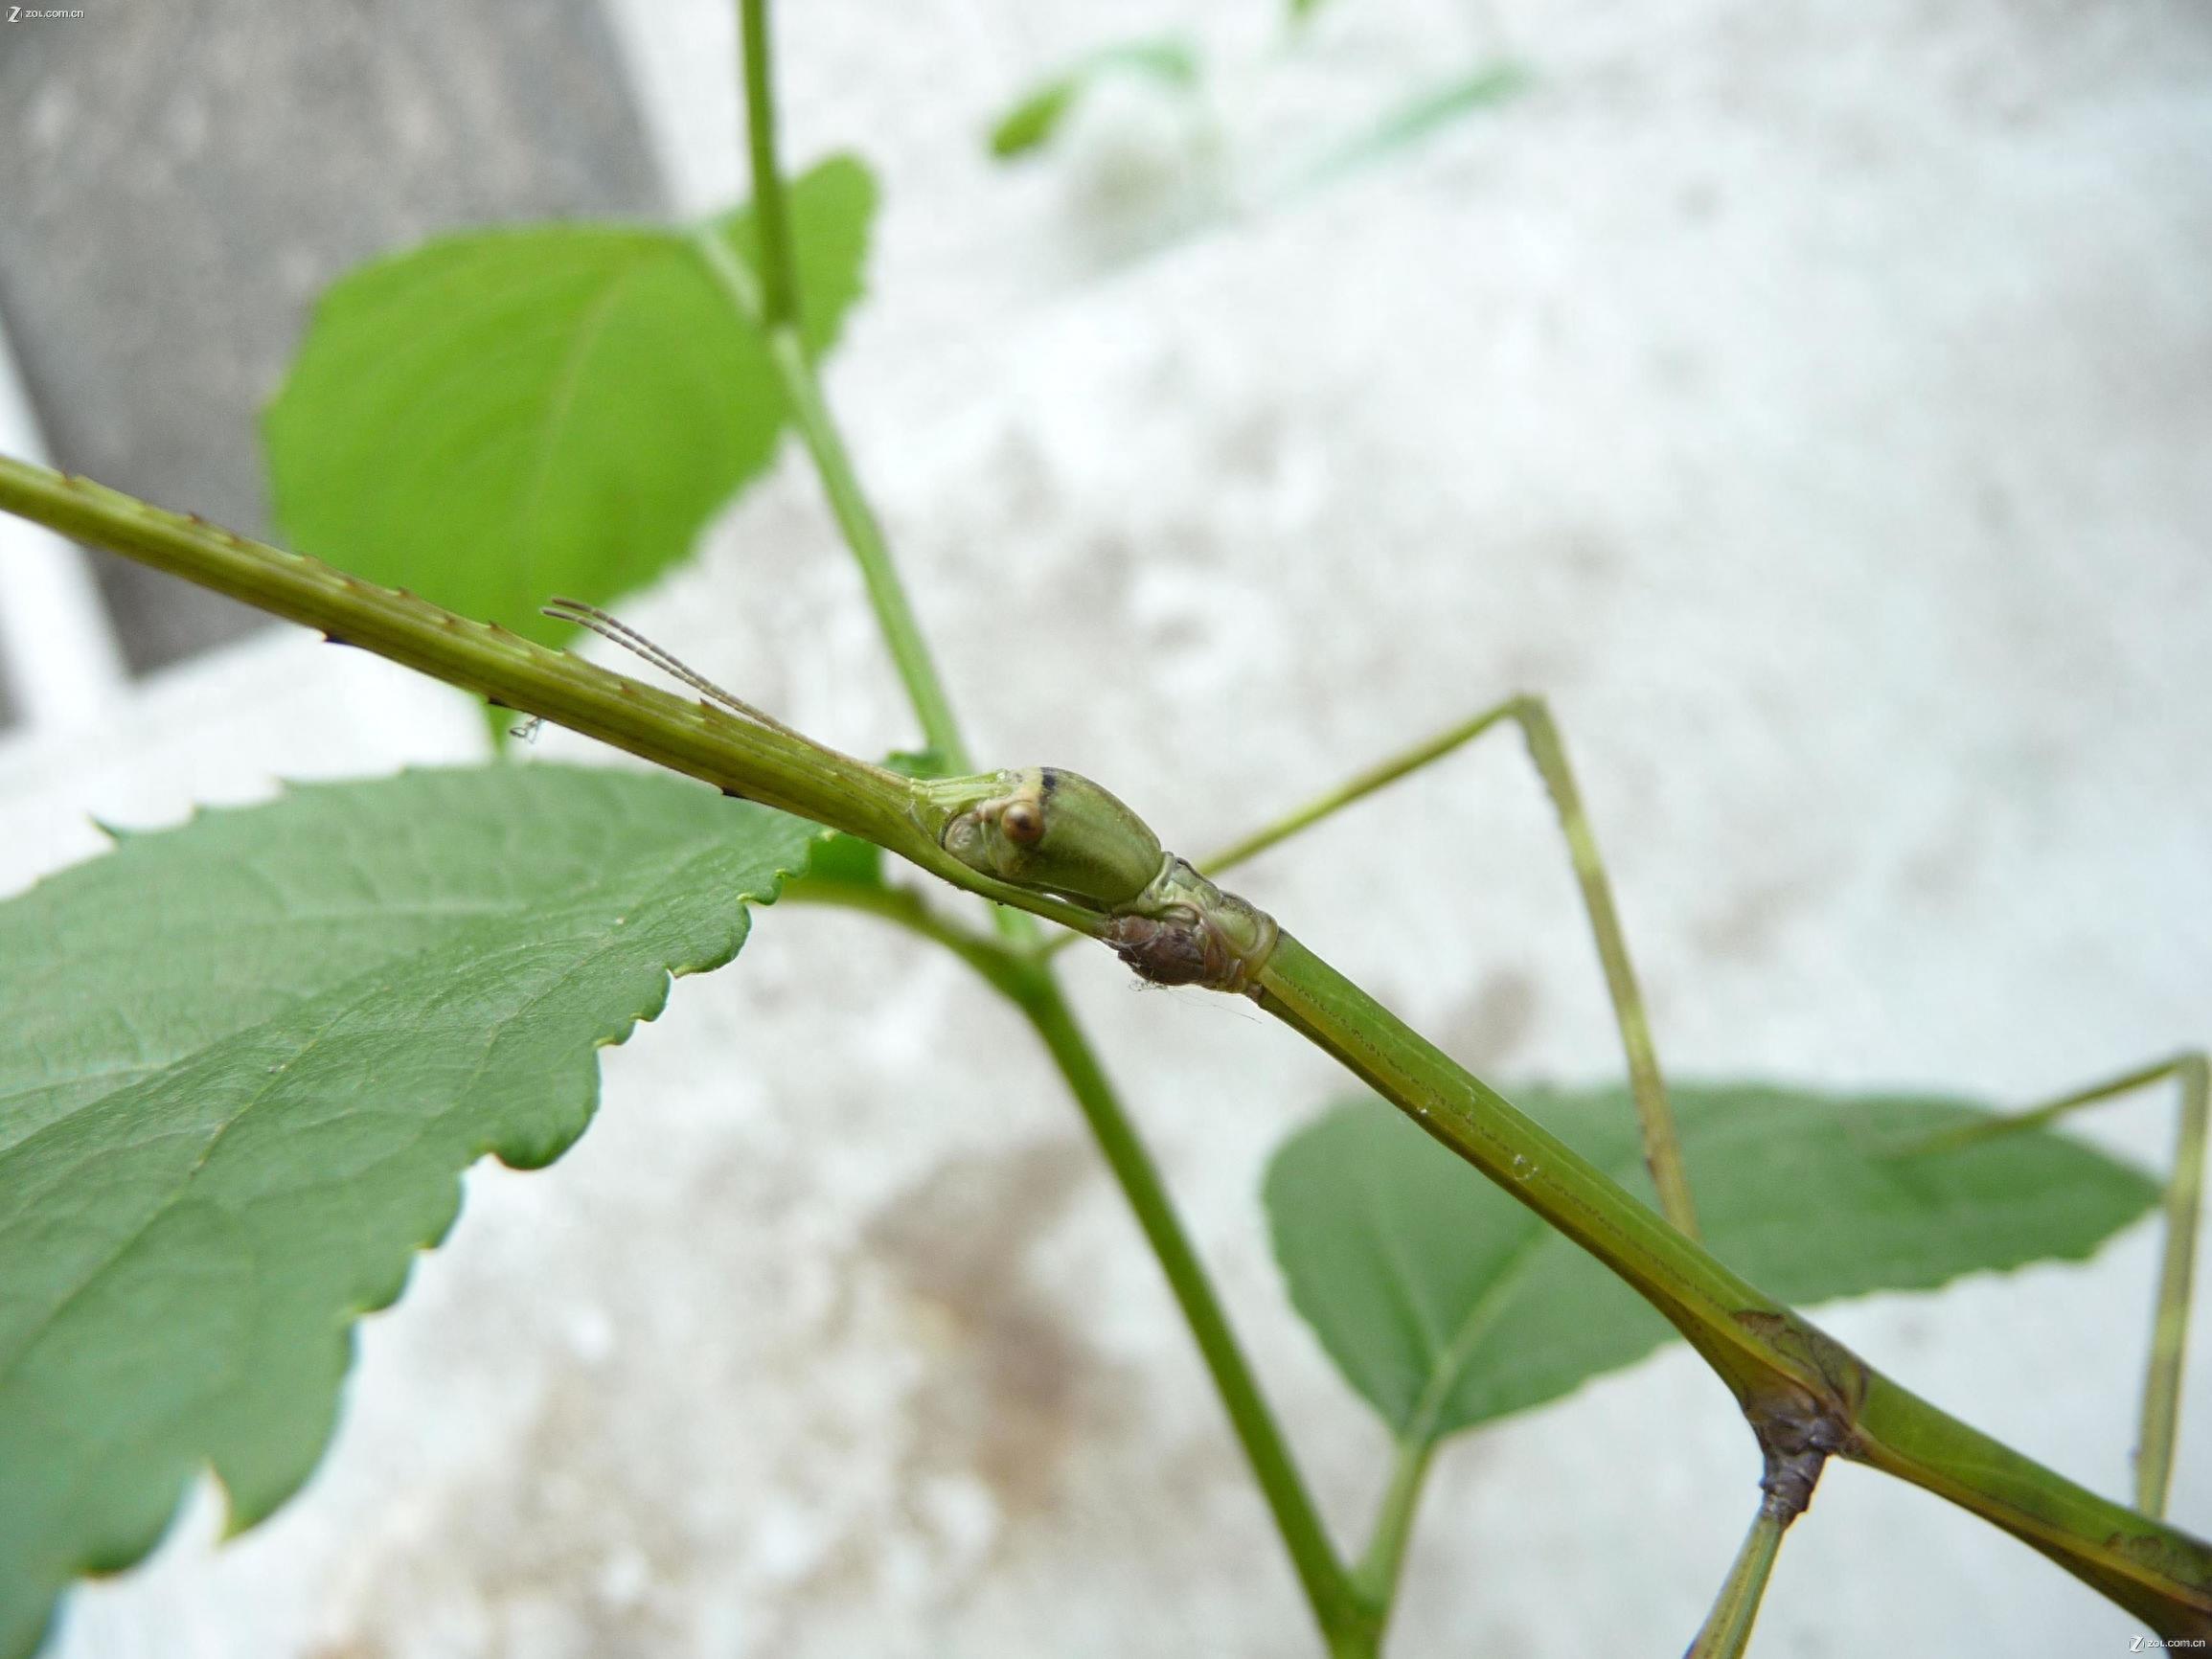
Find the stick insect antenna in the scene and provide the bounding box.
[541,596,910,791]
[541,597,814,741]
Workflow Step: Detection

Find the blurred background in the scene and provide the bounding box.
[2,0,2210,1653]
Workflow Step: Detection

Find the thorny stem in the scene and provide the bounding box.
[1907,1052,2208,1517]
[728,5,1360,1645]
[1049,693,1700,1239]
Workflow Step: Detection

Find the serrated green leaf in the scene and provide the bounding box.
[262,157,877,678]
[0,765,820,1657]
[1266,1084,2157,1446]
[987,39,1201,161]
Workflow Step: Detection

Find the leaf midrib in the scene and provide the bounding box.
[1398,1130,1653,1446]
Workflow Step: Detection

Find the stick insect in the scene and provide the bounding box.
[544,588,2211,1646]
[0,452,2202,1649]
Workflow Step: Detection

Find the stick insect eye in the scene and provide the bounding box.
[1001,799,1046,846]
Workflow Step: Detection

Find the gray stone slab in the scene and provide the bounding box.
[0,0,662,675]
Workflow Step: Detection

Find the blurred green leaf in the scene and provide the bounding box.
[262,156,877,719]
[988,39,1202,161]
[1266,1083,2156,1445]
[0,766,819,1657]
[1300,62,1530,188]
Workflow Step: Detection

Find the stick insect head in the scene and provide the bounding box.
[927,767,1165,909]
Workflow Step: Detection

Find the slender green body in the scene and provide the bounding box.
[1256,929,2212,1637]
[4,447,2209,1638]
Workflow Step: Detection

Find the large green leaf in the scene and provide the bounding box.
[1266,1085,2157,1445]
[0,765,820,1658]
[262,157,876,652]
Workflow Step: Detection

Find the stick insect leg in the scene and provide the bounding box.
[1905,1052,2208,1518]
[1049,693,1699,1238]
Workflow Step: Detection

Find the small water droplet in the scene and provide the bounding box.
[1511,1153,1535,1181]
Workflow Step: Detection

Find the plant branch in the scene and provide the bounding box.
[719,0,972,783]
[738,0,800,331]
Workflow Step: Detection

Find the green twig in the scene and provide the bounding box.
[738,0,800,331]
[720,0,970,782]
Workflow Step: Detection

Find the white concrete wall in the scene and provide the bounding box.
[11,0,2212,1653]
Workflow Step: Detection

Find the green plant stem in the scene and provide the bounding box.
[784,879,1374,1649]
[782,877,1027,992]
[765,330,975,770]
[12,454,2212,1639]
[721,0,1030,964]
[738,0,799,331]
[1685,1506,1786,1659]
[693,231,973,803]
[724,1,969,782]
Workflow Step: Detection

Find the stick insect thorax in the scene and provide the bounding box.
[544,598,1279,995]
